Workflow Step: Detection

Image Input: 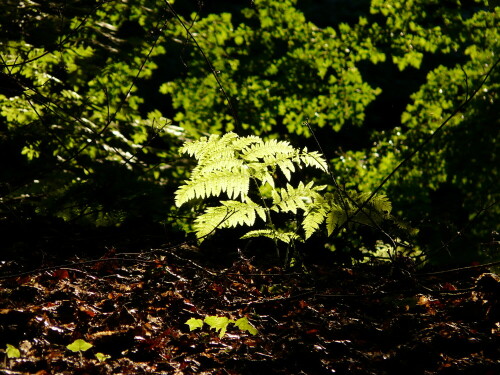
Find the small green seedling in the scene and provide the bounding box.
[5,344,20,359]
[95,352,111,362]
[233,317,259,335]
[2,344,21,368]
[186,317,205,331]
[67,339,93,363]
[67,339,93,353]
[186,316,258,338]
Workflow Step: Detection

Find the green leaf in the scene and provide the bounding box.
[67,339,93,352]
[204,316,232,338]
[95,352,111,362]
[185,317,204,331]
[6,344,20,358]
[234,317,258,335]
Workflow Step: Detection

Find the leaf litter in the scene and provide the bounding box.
[0,245,499,374]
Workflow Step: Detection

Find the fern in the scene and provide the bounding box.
[346,192,392,227]
[175,132,393,244]
[193,199,266,239]
[241,229,304,244]
[310,193,392,238]
[175,169,249,206]
[302,200,329,239]
[271,181,326,214]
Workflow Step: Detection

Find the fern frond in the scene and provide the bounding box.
[221,200,267,226]
[251,168,275,188]
[230,134,263,151]
[347,192,392,226]
[271,181,325,214]
[242,138,296,161]
[193,200,266,241]
[365,193,392,216]
[177,133,330,208]
[191,158,245,176]
[180,133,239,162]
[241,229,303,244]
[175,132,392,245]
[175,169,250,207]
[258,152,298,180]
[193,206,232,240]
[326,204,347,236]
[302,201,328,239]
[276,157,296,181]
[299,148,329,172]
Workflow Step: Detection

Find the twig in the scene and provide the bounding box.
[419,199,499,264]
[418,260,500,276]
[153,247,218,276]
[163,0,241,133]
[0,257,164,280]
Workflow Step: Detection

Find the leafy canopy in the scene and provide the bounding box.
[160,0,384,137]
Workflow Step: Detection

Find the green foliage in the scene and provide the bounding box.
[0,0,184,228]
[186,316,258,338]
[5,344,20,359]
[233,317,259,336]
[186,317,205,331]
[176,133,393,244]
[95,352,111,362]
[203,316,232,338]
[66,339,92,353]
[360,239,424,264]
[175,132,325,241]
[160,0,383,137]
[1,0,497,264]
[336,0,499,260]
[161,0,498,262]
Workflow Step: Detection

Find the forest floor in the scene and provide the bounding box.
[1,241,499,375]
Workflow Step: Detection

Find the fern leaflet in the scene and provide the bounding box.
[193,200,266,240]
[241,229,303,244]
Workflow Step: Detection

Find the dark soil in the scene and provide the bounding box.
[1,243,499,374]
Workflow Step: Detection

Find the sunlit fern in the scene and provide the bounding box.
[175,132,392,243]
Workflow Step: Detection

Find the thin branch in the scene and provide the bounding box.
[0,257,161,281]
[419,199,499,264]
[163,0,241,133]
[418,260,500,276]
